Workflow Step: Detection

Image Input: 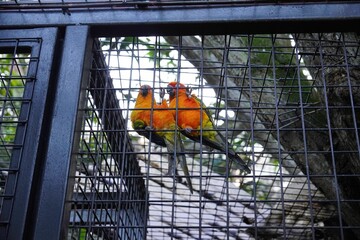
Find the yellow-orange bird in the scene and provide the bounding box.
[166,82,251,174]
[131,85,194,193]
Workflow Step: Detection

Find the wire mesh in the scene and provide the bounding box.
[0,41,32,233]
[68,33,360,239]
[67,40,147,240]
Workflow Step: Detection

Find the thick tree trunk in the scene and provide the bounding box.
[295,32,360,238]
[164,33,360,238]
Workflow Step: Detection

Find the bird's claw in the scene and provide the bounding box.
[145,126,154,131]
[184,127,193,134]
[186,86,192,98]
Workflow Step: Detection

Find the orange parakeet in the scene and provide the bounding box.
[166,82,251,174]
[131,85,194,193]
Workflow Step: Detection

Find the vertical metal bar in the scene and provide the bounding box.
[198,34,205,240]
[316,34,345,240]
[223,35,230,240]
[293,35,317,240]
[31,25,91,239]
[270,34,288,239]
[247,34,258,239]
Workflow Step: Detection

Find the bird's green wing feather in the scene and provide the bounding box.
[193,95,215,126]
[132,118,147,130]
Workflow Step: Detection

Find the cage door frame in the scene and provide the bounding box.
[0,28,58,240]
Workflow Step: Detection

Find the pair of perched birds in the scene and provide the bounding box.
[131,82,251,193]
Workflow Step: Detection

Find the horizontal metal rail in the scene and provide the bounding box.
[0,2,360,34]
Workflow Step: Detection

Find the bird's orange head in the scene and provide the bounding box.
[139,85,152,97]
[166,82,187,101]
[134,85,154,106]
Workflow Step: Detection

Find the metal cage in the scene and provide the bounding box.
[0,1,360,240]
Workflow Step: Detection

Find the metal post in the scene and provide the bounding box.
[31,25,92,239]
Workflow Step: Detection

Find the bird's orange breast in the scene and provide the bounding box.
[170,94,210,135]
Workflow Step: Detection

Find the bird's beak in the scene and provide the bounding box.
[140,85,149,96]
[166,85,174,97]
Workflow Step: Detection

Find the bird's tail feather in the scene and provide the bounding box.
[177,132,194,194]
[204,132,251,174]
[165,134,194,194]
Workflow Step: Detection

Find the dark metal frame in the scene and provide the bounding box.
[0,26,94,240]
[0,28,58,239]
[1,2,360,35]
[30,26,92,239]
[1,1,360,239]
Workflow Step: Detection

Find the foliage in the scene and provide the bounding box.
[101,37,176,69]
[240,34,315,104]
[0,53,28,167]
